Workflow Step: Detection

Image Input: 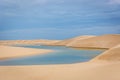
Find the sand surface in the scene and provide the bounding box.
[0,62,120,80]
[43,34,120,49]
[0,46,53,59]
[91,44,120,62]
[68,34,120,49]
[45,35,95,46]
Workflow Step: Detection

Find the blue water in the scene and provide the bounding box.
[0,45,105,65]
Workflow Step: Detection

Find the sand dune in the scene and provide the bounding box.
[1,34,120,49]
[91,44,120,62]
[0,46,53,59]
[0,40,60,46]
[68,34,120,49]
[0,62,120,80]
[45,35,95,46]
[0,34,120,80]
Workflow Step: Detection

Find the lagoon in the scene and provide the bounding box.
[0,45,104,65]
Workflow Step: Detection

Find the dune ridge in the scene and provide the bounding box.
[45,35,95,46]
[43,34,120,49]
[0,40,60,46]
[68,34,120,49]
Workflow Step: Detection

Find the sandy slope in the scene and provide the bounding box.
[0,46,53,59]
[45,35,95,46]
[91,44,120,62]
[69,34,120,49]
[0,62,119,80]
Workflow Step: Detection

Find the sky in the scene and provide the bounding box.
[0,0,120,40]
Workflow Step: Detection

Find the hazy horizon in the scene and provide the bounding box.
[0,0,120,40]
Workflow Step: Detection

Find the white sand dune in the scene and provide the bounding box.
[0,46,53,59]
[68,34,120,49]
[45,35,95,46]
[0,34,120,80]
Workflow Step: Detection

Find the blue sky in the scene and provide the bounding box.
[0,0,120,40]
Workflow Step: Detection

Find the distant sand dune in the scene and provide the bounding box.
[68,34,120,49]
[45,35,95,46]
[44,34,120,49]
[0,40,60,46]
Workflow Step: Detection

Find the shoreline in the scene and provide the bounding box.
[41,45,108,50]
[0,46,53,60]
[70,47,108,50]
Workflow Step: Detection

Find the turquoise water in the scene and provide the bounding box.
[0,45,104,65]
